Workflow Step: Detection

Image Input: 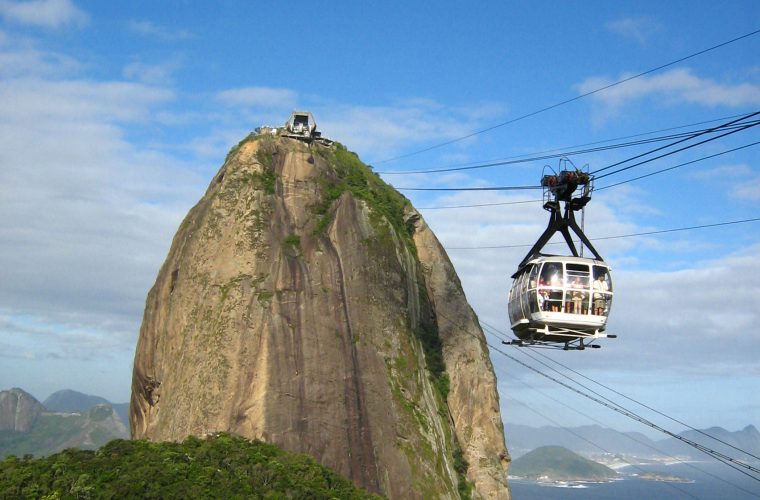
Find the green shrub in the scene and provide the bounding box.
[283,234,301,249]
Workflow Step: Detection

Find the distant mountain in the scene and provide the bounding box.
[505,423,760,460]
[0,388,44,433]
[510,445,618,481]
[0,388,130,458]
[112,403,130,429]
[43,389,110,413]
[0,404,128,458]
[42,389,130,434]
[658,425,760,461]
[506,423,660,457]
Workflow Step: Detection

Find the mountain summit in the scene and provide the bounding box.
[130,128,509,498]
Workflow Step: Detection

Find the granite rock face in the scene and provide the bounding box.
[0,388,44,432]
[130,135,510,499]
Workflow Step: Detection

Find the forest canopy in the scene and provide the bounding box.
[0,433,379,499]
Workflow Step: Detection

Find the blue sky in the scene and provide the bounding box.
[1,0,759,449]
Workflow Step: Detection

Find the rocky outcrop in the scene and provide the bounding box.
[0,388,44,432]
[130,134,510,499]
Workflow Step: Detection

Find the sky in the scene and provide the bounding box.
[1,0,759,450]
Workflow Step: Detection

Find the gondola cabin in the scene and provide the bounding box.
[508,256,612,344]
[505,162,617,349]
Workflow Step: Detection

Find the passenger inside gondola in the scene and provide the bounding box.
[571,277,585,314]
[592,272,609,315]
[541,264,563,312]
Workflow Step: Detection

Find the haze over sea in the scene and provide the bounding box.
[509,462,760,500]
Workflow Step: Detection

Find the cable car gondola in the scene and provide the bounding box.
[507,163,615,350]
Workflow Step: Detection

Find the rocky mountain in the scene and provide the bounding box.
[41,389,130,427]
[0,388,44,433]
[509,446,617,481]
[0,389,129,457]
[43,390,110,414]
[0,388,45,432]
[131,133,510,499]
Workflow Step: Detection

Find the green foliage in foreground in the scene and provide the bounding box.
[0,433,380,499]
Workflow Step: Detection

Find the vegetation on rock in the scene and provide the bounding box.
[0,433,379,499]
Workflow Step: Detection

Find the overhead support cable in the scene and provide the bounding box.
[592,114,760,180]
[417,199,542,210]
[410,140,759,210]
[597,140,760,191]
[503,394,702,499]
[433,308,760,481]
[373,29,760,164]
[395,117,760,192]
[377,118,759,175]
[481,319,760,464]
[590,110,760,176]
[397,185,541,192]
[488,340,760,479]
[478,321,760,495]
[444,217,760,250]
[524,347,760,462]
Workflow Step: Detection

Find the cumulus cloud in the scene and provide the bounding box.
[0,44,80,78]
[0,0,88,28]
[576,68,760,122]
[692,163,760,201]
[122,59,182,86]
[318,100,505,161]
[0,47,204,367]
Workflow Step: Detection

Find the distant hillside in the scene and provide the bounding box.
[0,404,128,458]
[0,433,378,499]
[510,446,618,481]
[660,425,760,461]
[111,403,130,428]
[506,424,659,457]
[43,389,110,413]
[506,423,760,460]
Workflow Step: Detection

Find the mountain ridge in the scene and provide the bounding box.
[0,388,129,459]
[505,423,760,460]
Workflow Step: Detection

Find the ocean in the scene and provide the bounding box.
[508,461,760,500]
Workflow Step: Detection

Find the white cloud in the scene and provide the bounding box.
[691,163,752,179]
[318,100,504,161]
[576,68,760,122]
[122,59,182,86]
[216,86,298,109]
[692,163,760,201]
[0,0,88,28]
[127,20,191,41]
[605,16,661,45]
[731,182,760,200]
[0,60,202,368]
[0,31,80,78]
